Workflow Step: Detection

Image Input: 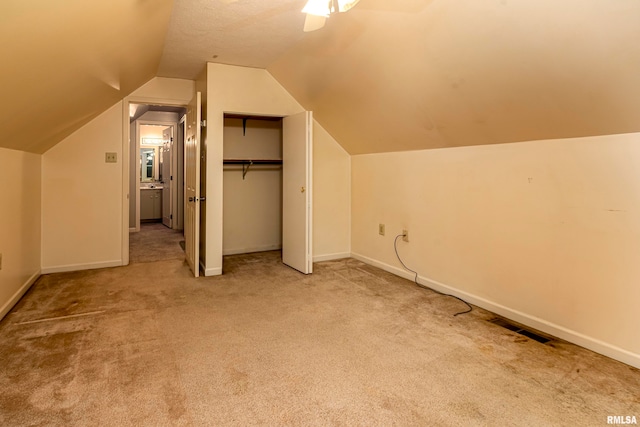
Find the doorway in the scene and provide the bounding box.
[221,111,313,274]
[138,123,173,227]
[128,103,187,262]
[222,114,283,257]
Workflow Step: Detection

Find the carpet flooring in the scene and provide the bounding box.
[0,240,638,425]
[129,222,186,264]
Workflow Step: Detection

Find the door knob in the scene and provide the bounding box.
[188,197,195,202]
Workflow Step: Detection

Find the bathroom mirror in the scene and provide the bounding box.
[140,145,159,182]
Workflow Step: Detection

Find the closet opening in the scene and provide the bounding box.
[223,114,284,258]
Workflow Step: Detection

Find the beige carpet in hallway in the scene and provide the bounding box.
[129,222,185,264]
[0,251,638,426]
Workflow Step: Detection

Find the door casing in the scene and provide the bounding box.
[121,97,189,266]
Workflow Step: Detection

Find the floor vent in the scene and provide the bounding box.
[488,317,552,344]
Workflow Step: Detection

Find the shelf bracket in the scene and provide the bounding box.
[242,117,248,136]
[242,160,253,179]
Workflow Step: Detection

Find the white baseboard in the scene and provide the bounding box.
[351,253,419,282]
[351,252,640,369]
[313,252,351,262]
[200,259,222,277]
[223,244,281,256]
[221,250,350,264]
[203,267,222,277]
[41,260,123,274]
[0,270,41,321]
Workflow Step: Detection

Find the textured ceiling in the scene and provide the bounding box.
[3,0,640,155]
[157,0,308,79]
[0,0,174,154]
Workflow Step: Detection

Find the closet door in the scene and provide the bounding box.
[282,111,313,274]
[185,92,202,277]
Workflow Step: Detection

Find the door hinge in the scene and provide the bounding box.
[200,120,207,128]
[170,214,173,219]
[171,175,173,180]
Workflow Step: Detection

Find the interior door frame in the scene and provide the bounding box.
[219,109,313,274]
[134,120,176,232]
[121,97,188,265]
[176,114,187,230]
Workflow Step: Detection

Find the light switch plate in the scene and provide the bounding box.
[105,152,117,163]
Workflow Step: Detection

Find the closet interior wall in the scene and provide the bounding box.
[223,116,283,255]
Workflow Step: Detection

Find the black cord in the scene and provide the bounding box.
[394,234,472,317]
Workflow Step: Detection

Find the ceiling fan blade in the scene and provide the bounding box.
[303,14,327,32]
[338,0,361,13]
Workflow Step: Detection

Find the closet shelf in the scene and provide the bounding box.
[224,114,282,136]
[223,159,283,179]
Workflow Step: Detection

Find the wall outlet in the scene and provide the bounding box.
[379,224,385,236]
[105,152,117,163]
[402,229,409,242]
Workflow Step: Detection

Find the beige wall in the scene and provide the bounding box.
[50,71,347,273]
[0,148,41,319]
[42,103,124,272]
[313,122,351,260]
[351,132,640,368]
[223,117,282,160]
[131,78,195,104]
[35,69,350,275]
[204,63,351,275]
[40,77,194,272]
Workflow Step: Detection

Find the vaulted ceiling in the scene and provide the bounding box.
[0,0,174,153]
[270,0,640,153]
[2,0,639,154]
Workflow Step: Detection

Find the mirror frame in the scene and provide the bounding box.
[140,145,160,182]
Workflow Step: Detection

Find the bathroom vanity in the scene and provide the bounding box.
[140,187,162,220]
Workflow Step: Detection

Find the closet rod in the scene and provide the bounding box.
[223,159,283,179]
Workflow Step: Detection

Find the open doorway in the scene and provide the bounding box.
[222,114,283,257]
[221,111,313,275]
[138,123,174,227]
[128,103,187,264]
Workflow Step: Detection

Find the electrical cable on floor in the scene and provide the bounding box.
[394,234,472,317]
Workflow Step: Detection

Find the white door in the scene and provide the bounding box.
[185,92,202,277]
[282,111,313,274]
[161,127,172,228]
